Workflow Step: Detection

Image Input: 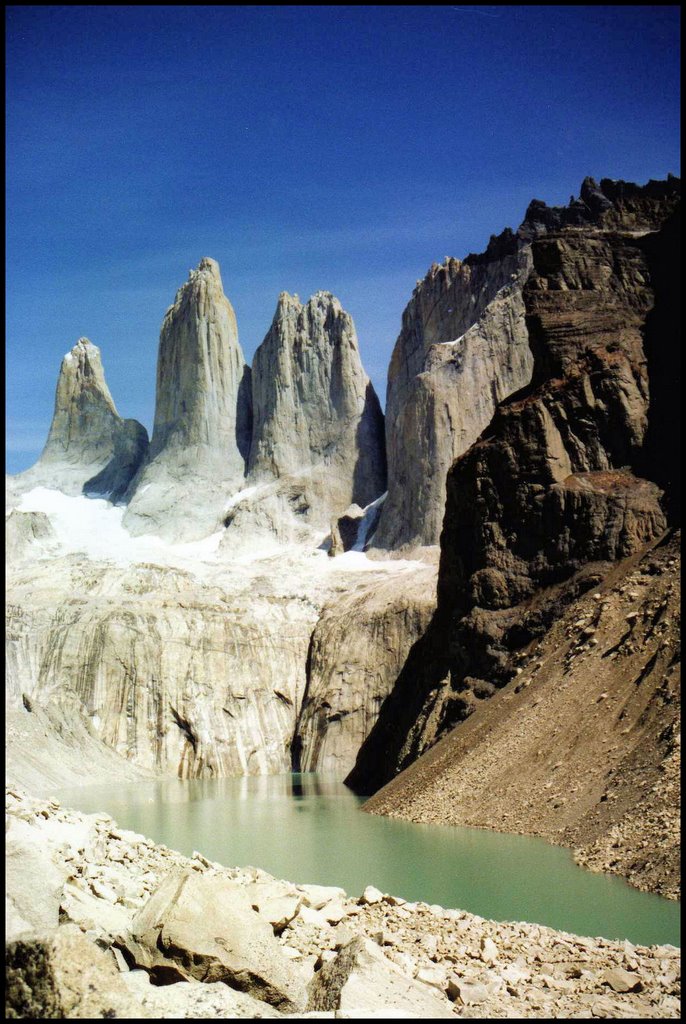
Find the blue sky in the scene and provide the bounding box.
[6,5,681,473]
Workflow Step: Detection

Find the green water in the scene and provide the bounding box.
[56,773,680,948]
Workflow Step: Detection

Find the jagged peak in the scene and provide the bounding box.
[63,337,99,360]
[165,256,230,317]
[189,256,222,281]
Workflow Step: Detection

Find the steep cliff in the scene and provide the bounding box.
[295,564,437,776]
[348,176,680,795]
[124,258,252,541]
[373,239,534,551]
[8,338,148,502]
[372,174,680,554]
[6,556,316,778]
[221,291,386,546]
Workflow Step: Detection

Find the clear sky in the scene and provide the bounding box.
[6,5,681,473]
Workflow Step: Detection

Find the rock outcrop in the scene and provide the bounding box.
[295,565,437,776]
[348,176,681,795]
[8,338,148,502]
[124,258,252,541]
[372,174,681,554]
[373,238,534,551]
[222,291,386,546]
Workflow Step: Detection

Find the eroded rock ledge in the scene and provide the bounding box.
[5,789,680,1019]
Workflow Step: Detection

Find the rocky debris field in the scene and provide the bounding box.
[364,532,681,902]
[5,788,680,1019]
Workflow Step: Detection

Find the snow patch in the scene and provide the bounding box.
[352,491,387,552]
[16,488,222,568]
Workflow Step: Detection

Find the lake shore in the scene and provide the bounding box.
[6,786,680,1019]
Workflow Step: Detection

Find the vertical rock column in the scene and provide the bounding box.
[372,236,534,553]
[124,258,252,541]
[9,337,148,501]
[243,290,386,526]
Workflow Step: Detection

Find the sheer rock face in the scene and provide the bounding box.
[348,177,680,794]
[295,566,437,776]
[243,291,386,528]
[8,339,148,502]
[6,558,318,779]
[124,258,252,541]
[372,237,535,552]
[372,175,681,554]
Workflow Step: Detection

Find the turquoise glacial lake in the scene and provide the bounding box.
[56,773,680,948]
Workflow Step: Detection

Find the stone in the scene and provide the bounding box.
[125,870,305,1010]
[7,338,148,503]
[359,886,384,905]
[247,291,386,527]
[480,936,499,963]
[306,937,454,1017]
[124,257,252,542]
[602,966,643,993]
[447,978,490,1005]
[5,829,68,942]
[298,884,348,911]
[415,965,448,991]
[297,904,331,928]
[6,925,141,1019]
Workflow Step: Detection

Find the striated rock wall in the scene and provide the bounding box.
[6,558,317,778]
[124,258,252,541]
[8,338,148,503]
[348,176,681,795]
[296,566,437,776]
[373,239,534,551]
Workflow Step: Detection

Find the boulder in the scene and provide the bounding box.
[306,936,454,1016]
[6,924,140,1019]
[124,870,305,1010]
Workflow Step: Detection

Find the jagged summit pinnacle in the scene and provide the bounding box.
[189,256,222,281]
[247,288,386,513]
[123,256,252,541]
[8,336,149,501]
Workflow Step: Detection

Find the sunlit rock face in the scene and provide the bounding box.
[124,257,252,542]
[372,236,534,553]
[6,557,317,778]
[219,290,386,547]
[7,338,148,503]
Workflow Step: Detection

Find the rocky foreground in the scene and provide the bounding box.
[6,789,680,1019]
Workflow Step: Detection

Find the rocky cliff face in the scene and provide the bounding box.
[124,258,252,541]
[348,176,680,794]
[372,174,681,554]
[221,291,386,543]
[372,233,534,551]
[295,565,437,776]
[6,557,316,778]
[8,338,148,502]
[6,519,430,781]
